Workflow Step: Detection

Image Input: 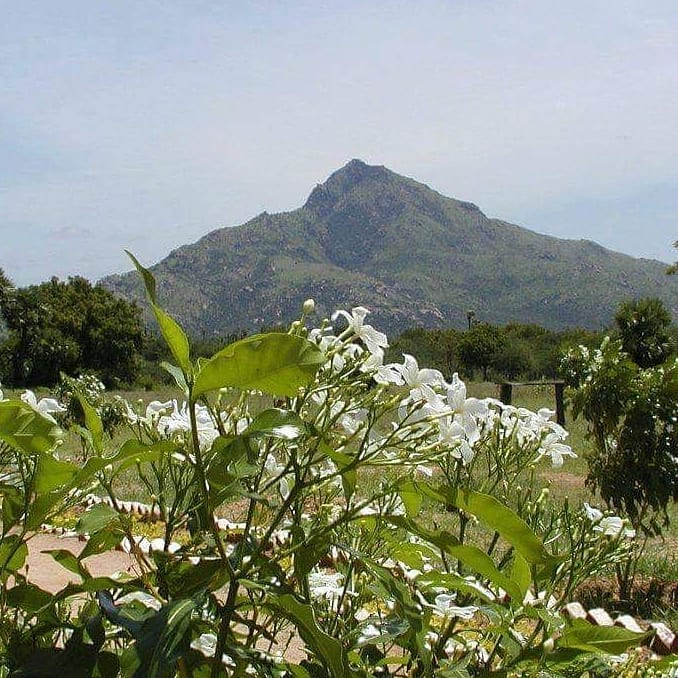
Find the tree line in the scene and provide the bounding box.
[1,267,675,388]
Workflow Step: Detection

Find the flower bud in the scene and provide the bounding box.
[302,298,316,315]
[543,637,555,654]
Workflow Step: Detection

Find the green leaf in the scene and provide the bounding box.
[320,441,356,501]
[161,557,230,597]
[397,480,423,518]
[77,503,120,535]
[416,572,495,602]
[382,515,522,602]
[77,394,104,454]
[0,400,61,455]
[34,454,79,493]
[0,535,28,572]
[76,439,172,485]
[559,619,650,654]
[79,527,126,561]
[161,361,189,393]
[246,408,307,439]
[0,483,25,534]
[193,333,325,398]
[6,583,54,612]
[445,544,522,603]
[439,487,549,565]
[127,251,192,379]
[268,593,358,678]
[123,598,197,678]
[510,553,532,600]
[44,549,90,580]
[26,490,71,530]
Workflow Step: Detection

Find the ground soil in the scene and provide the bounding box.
[21,533,308,663]
[21,533,138,591]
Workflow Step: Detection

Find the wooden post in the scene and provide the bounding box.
[499,382,513,405]
[554,382,566,427]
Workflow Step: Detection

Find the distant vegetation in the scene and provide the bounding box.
[0,269,143,388]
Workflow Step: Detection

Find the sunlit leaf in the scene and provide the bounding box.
[437,487,549,565]
[76,394,104,454]
[246,408,306,439]
[193,333,324,397]
[268,593,358,678]
[0,400,61,455]
[127,251,192,379]
[558,619,649,654]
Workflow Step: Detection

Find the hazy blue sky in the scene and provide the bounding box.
[2,1,677,286]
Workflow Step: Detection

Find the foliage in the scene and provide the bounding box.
[101,160,678,338]
[667,239,678,275]
[54,373,128,438]
[0,274,144,388]
[386,323,606,383]
[455,322,506,380]
[614,297,674,368]
[562,337,678,538]
[0,257,659,676]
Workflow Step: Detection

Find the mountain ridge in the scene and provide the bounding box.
[102,160,677,336]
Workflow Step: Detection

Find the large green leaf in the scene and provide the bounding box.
[0,535,28,572]
[397,479,423,518]
[34,454,79,494]
[76,439,172,486]
[558,619,649,654]
[246,408,307,439]
[44,549,90,580]
[438,487,549,565]
[77,393,104,454]
[268,593,358,678]
[383,515,522,603]
[120,598,197,678]
[193,333,325,397]
[76,503,120,535]
[0,400,61,455]
[127,251,192,379]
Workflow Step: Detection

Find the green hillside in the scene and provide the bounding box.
[102,160,678,336]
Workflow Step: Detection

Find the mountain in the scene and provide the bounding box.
[102,160,678,336]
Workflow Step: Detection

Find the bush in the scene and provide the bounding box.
[0,257,654,677]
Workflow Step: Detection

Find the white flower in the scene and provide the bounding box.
[308,570,345,601]
[20,390,67,423]
[155,400,220,449]
[584,504,635,538]
[264,453,290,498]
[332,307,388,356]
[429,594,478,619]
[190,633,235,666]
[535,432,577,468]
[357,623,381,645]
[595,516,636,539]
[584,502,603,522]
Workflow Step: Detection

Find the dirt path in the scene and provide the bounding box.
[21,533,138,591]
[21,533,308,663]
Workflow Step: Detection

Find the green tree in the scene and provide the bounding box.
[456,322,506,380]
[0,276,144,387]
[614,297,673,368]
[563,338,678,539]
[668,239,678,274]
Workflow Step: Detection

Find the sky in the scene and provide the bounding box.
[2,1,677,287]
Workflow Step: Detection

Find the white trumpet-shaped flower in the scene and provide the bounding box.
[21,390,67,423]
[332,307,388,356]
